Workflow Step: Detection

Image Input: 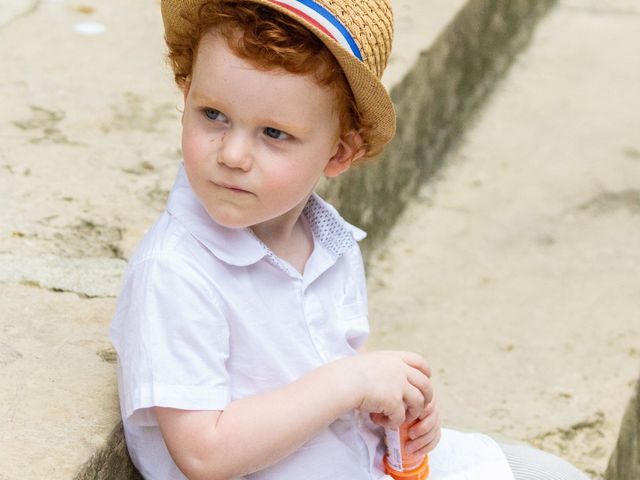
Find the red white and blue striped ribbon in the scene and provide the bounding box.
[267,0,363,61]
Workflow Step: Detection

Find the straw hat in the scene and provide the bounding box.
[161,0,396,150]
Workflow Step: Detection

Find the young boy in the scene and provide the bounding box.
[110,1,591,479]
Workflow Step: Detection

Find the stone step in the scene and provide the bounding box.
[366,1,640,478]
[0,0,555,478]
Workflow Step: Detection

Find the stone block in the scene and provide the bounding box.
[605,377,640,480]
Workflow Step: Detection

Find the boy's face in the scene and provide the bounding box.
[181,31,357,231]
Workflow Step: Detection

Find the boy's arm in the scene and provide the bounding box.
[154,350,432,480]
[154,359,357,480]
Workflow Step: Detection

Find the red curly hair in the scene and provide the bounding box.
[166,0,376,157]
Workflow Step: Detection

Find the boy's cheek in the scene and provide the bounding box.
[182,125,208,161]
[181,145,210,179]
[181,133,196,163]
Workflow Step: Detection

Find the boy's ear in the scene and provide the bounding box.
[324,131,366,178]
[182,77,192,102]
[181,77,192,124]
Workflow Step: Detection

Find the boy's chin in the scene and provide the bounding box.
[209,214,252,230]
[204,207,251,230]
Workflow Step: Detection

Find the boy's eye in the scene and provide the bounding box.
[203,108,227,122]
[264,127,290,140]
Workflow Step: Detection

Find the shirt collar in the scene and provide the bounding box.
[303,193,366,256]
[166,164,366,267]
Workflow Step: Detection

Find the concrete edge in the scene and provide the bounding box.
[605,375,640,480]
[74,422,143,480]
[73,0,557,477]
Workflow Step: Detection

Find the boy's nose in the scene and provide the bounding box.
[217,130,253,172]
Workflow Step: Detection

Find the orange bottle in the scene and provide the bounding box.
[383,420,429,480]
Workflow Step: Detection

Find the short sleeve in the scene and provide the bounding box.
[110,255,230,426]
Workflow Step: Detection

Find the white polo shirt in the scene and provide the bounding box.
[110,165,514,480]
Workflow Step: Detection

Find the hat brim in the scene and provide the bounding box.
[162,0,396,151]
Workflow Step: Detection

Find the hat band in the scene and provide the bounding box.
[267,0,363,61]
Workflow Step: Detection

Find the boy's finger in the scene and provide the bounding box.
[414,428,442,455]
[412,439,438,456]
[403,384,424,423]
[409,410,439,439]
[407,368,433,407]
[398,351,432,378]
[419,393,437,420]
[384,403,406,430]
[369,412,387,426]
[407,421,441,453]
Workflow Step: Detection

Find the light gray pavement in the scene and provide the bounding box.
[366,1,640,478]
[0,1,464,478]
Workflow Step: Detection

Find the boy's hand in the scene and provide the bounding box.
[404,393,441,455]
[344,350,433,429]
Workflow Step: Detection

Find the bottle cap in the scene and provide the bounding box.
[384,454,429,480]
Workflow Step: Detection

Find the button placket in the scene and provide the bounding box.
[300,286,328,364]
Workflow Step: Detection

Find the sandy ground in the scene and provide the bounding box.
[0,0,638,479]
[367,1,640,478]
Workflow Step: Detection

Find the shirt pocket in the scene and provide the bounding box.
[337,300,367,321]
[335,281,369,350]
[335,273,367,320]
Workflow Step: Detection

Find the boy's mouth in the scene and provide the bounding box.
[215,181,251,194]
